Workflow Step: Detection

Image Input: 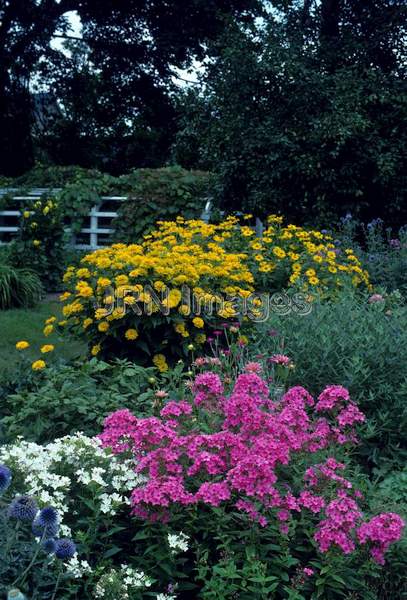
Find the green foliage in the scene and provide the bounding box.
[334,216,407,295]
[112,166,213,241]
[6,196,66,290]
[175,4,407,227]
[0,359,157,444]
[0,263,43,309]
[0,1,261,176]
[254,291,407,470]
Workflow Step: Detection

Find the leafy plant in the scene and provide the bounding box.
[6,195,66,290]
[254,291,407,470]
[0,264,43,309]
[0,359,157,443]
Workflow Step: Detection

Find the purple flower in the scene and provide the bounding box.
[8,496,38,522]
[0,465,12,493]
[32,507,59,538]
[42,538,57,555]
[54,538,76,560]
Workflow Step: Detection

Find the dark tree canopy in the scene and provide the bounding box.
[174,0,407,226]
[0,0,261,175]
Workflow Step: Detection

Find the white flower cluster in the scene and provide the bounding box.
[156,595,177,600]
[65,555,93,579]
[93,564,152,598]
[0,432,144,538]
[167,531,189,553]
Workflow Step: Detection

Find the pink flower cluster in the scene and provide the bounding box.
[357,513,405,564]
[192,372,224,408]
[99,372,404,563]
[268,354,291,366]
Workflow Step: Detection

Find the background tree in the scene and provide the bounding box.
[0,0,261,176]
[174,1,407,226]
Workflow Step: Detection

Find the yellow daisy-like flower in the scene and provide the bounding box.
[153,354,169,373]
[125,328,139,340]
[59,292,71,302]
[16,340,30,350]
[192,317,204,329]
[305,268,316,278]
[45,316,57,325]
[33,240,41,247]
[98,321,109,333]
[91,344,101,356]
[23,211,30,218]
[32,360,46,371]
[43,325,54,337]
[40,344,54,354]
[272,247,286,259]
[83,318,93,329]
[308,276,320,285]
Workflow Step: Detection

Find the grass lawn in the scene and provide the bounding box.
[0,300,86,381]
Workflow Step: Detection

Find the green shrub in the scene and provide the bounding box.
[112,166,213,241]
[6,195,66,290]
[332,216,407,296]
[0,359,157,443]
[0,263,43,309]
[253,291,407,470]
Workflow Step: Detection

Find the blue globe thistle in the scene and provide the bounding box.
[32,518,59,539]
[0,465,12,493]
[54,538,76,560]
[37,506,59,527]
[8,496,38,522]
[42,538,57,555]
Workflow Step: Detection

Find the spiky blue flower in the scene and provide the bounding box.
[8,496,38,522]
[32,518,59,539]
[54,538,76,560]
[42,538,57,555]
[0,465,12,493]
[37,506,59,527]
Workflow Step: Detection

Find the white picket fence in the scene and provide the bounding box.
[0,189,213,250]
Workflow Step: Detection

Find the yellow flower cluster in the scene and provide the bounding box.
[246,215,370,290]
[49,214,368,369]
[56,218,255,366]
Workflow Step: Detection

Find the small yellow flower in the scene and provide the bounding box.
[153,354,169,373]
[23,211,30,218]
[16,340,29,350]
[59,292,71,302]
[32,360,46,371]
[192,317,204,329]
[45,316,57,325]
[91,344,101,356]
[43,206,50,215]
[33,239,41,247]
[83,318,93,329]
[43,325,54,336]
[98,321,109,332]
[95,308,108,320]
[40,344,54,354]
[125,328,139,340]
